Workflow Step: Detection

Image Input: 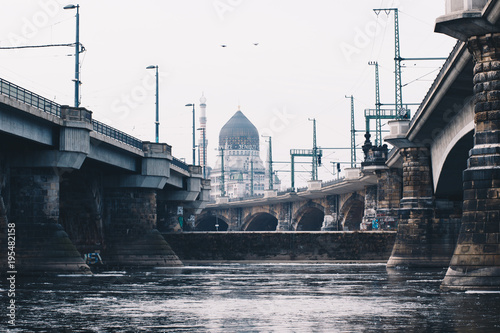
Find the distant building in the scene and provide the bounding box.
[210,108,279,199]
[198,94,208,178]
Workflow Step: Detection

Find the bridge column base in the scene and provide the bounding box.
[388,147,458,268]
[276,220,291,231]
[7,167,90,275]
[441,33,500,291]
[361,185,377,230]
[103,187,182,267]
[375,168,402,230]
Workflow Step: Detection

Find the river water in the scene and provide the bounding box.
[2,263,499,332]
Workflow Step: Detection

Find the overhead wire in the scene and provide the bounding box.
[0,43,80,50]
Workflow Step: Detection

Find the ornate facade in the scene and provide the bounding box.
[210,109,278,199]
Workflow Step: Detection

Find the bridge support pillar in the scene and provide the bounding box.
[103,187,182,267]
[362,185,377,230]
[375,168,401,230]
[388,147,455,268]
[442,33,500,290]
[277,202,292,231]
[8,167,90,274]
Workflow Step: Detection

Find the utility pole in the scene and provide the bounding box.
[368,61,382,146]
[373,8,406,119]
[308,118,318,180]
[346,95,356,168]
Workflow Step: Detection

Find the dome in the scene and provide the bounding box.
[219,110,259,150]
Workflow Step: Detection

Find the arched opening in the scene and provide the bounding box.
[341,195,364,231]
[435,131,473,201]
[296,207,324,231]
[196,215,229,231]
[244,213,278,231]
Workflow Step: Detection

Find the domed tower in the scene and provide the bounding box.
[211,108,266,199]
[218,110,259,150]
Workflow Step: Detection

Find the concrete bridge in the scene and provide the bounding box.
[0,77,210,274]
[202,1,500,291]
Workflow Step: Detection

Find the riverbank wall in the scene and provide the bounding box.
[162,231,396,262]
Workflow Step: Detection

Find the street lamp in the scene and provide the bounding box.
[146,65,159,143]
[185,103,196,165]
[63,4,80,107]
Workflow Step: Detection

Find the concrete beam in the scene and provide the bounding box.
[10,150,87,169]
[0,98,57,146]
[105,175,168,189]
[88,138,140,172]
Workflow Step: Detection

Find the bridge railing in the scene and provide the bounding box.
[171,157,190,171]
[0,77,191,170]
[92,119,143,150]
[0,78,60,116]
[321,177,346,187]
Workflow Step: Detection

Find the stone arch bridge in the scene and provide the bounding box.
[198,171,381,232]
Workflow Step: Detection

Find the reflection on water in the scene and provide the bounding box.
[2,263,500,332]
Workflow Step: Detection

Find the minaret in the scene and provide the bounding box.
[198,94,207,178]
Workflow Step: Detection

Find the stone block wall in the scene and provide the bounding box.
[441,33,500,290]
[59,168,104,255]
[103,187,181,267]
[163,231,396,262]
[104,187,157,238]
[7,167,90,274]
[375,168,402,229]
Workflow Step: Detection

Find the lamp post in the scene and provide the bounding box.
[185,103,196,165]
[146,65,159,143]
[63,4,80,107]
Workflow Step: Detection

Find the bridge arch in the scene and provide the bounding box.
[430,99,474,195]
[340,193,364,231]
[243,212,278,231]
[195,213,229,231]
[294,202,325,231]
[434,130,473,200]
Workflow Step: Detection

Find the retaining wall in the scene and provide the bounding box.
[163,231,397,262]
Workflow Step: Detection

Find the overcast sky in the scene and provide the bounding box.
[0,0,457,188]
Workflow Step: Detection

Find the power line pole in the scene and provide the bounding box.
[308,118,318,180]
[374,8,406,119]
[368,61,382,146]
[346,95,356,168]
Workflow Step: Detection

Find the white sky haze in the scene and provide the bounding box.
[0,0,457,188]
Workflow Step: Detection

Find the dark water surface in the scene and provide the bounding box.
[2,263,500,332]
